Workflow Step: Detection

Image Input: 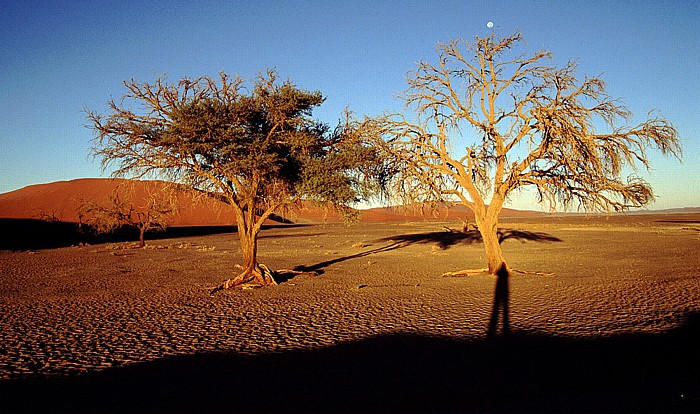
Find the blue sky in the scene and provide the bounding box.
[1,0,698,210]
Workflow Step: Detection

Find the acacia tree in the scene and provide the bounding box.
[88,70,386,289]
[378,32,682,275]
[80,182,178,248]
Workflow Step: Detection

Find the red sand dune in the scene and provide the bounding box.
[0,178,543,225]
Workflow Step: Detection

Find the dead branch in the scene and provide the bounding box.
[442,268,489,277]
[511,269,555,277]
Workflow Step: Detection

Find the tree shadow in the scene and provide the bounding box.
[495,229,562,244]
[289,228,561,278]
[1,313,698,414]
[291,242,408,275]
[377,228,562,250]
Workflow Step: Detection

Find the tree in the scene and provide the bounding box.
[377,32,682,276]
[80,182,178,248]
[88,70,386,289]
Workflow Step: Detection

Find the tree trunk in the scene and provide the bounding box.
[474,214,506,274]
[215,224,277,291]
[239,228,267,284]
[482,226,505,274]
[138,227,145,248]
[209,198,280,293]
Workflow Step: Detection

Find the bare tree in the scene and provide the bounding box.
[80,182,178,248]
[378,32,682,276]
[88,70,387,289]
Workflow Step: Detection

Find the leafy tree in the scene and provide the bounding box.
[80,182,178,248]
[377,32,682,277]
[88,70,386,289]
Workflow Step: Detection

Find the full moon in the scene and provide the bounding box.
[487,21,494,28]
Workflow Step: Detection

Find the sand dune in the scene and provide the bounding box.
[0,178,340,226]
[0,178,544,226]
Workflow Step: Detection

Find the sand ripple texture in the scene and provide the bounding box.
[1,219,699,380]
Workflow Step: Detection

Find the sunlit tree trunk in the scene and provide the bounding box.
[471,196,507,274]
[240,228,257,275]
[236,224,275,286]
[218,198,277,289]
[479,219,505,274]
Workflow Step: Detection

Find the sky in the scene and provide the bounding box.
[1,0,698,210]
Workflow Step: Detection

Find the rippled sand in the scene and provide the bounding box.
[1,215,699,412]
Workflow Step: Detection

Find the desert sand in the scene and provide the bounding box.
[1,213,699,413]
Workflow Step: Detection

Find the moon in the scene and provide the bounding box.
[487,21,494,28]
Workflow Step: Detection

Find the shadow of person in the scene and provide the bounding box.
[487,263,510,338]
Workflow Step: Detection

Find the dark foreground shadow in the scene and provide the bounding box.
[0,218,309,250]
[2,314,699,414]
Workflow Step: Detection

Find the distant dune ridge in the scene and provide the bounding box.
[0,178,551,225]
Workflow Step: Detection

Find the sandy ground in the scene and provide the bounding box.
[1,215,699,413]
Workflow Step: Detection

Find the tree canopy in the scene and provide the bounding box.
[377,32,682,274]
[88,70,388,288]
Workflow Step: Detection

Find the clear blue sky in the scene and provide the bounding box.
[1,0,698,210]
